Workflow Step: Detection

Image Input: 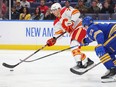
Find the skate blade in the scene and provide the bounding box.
[101,77,116,83]
[70,64,95,75]
[101,80,116,83]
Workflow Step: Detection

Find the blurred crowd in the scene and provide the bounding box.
[0,0,116,20]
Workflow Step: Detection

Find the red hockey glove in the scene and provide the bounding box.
[47,37,56,46]
[61,18,74,33]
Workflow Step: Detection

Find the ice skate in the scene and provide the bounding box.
[101,67,116,83]
[70,58,94,75]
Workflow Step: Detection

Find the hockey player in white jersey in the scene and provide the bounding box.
[46,3,94,72]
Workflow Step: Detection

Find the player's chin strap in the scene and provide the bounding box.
[21,45,79,62]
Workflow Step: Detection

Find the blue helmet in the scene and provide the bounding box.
[82,16,94,26]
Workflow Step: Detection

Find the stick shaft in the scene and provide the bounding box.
[23,45,78,62]
[2,32,66,68]
[19,32,66,63]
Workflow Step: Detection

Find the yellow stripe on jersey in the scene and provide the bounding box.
[104,34,116,46]
[100,53,111,64]
[108,24,116,38]
[71,9,80,15]
[55,29,64,35]
[75,28,82,40]
[96,44,102,48]
[94,30,102,40]
[75,21,82,30]
[109,47,115,52]
[113,60,116,66]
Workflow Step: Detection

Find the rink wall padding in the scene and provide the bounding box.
[0,20,115,50]
[0,44,95,51]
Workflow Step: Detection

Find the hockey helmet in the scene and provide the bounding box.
[82,16,94,27]
[51,3,62,11]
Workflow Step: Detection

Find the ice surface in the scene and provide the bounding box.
[0,50,116,87]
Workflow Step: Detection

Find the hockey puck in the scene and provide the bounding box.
[10,69,14,71]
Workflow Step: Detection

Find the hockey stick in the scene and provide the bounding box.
[2,32,66,69]
[21,45,78,62]
[70,62,101,75]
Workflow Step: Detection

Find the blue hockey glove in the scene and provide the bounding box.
[95,44,106,57]
[80,39,89,46]
[80,43,89,46]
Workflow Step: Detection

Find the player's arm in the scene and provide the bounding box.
[70,9,80,22]
[94,28,113,68]
[81,27,95,45]
[91,27,106,57]
[47,20,65,46]
[61,9,80,33]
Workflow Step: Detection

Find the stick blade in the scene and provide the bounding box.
[70,68,86,75]
[70,63,101,75]
[2,63,19,68]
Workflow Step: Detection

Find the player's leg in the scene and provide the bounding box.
[100,53,116,82]
[70,40,94,70]
[100,35,116,82]
[70,28,94,74]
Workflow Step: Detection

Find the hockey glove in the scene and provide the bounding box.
[47,37,56,46]
[80,38,89,46]
[95,44,106,57]
[61,18,74,33]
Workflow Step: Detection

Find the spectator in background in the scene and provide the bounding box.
[95,0,102,10]
[19,7,31,20]
[2,0,7,19]
[11,6,19,20]
[114,3,116,14]
[0,0,3,20]
[85,0,91,7]
[27,0,36,3]
[105,0,114,7]
[20,0,30,8]
[15,0,22,12]
[60,0,67,3]
[38,0,49,15]
[63,0,73,8]
[88,0,100,13]
[44,8,55,20]
[75,0,88,14]
[72,0,77,2]
[47,0,55,3]
[100,1,114,13]
[31,7,44,20]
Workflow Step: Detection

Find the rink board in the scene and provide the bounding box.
[0,20,115,50]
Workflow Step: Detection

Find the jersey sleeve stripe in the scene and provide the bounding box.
[71,9,80,15]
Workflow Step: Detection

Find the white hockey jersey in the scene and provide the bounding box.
[53,7,82,36]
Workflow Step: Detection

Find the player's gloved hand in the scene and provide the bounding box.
[80,43,89,46]
[80,39,89,46]
[62,18,74,33]
[95,44,106,57]
[47,37,56,46]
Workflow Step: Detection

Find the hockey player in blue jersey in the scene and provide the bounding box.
[82,16,116,82]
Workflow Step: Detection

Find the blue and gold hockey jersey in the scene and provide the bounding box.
[84,23,116,45]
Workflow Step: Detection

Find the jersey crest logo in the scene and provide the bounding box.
[89,29,94,36]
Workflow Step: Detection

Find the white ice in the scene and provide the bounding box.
[0,50,116,87]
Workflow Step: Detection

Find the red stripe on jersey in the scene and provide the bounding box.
[53,7,67,25]
[53,18,60,25]
[71,28,86,43]
[60,7,67,15]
